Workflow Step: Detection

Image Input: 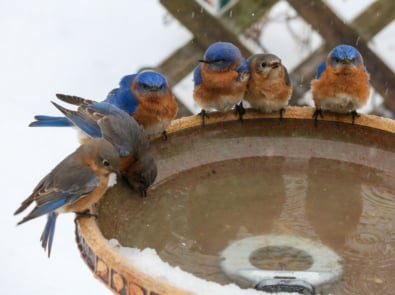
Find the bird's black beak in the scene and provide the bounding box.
[149,86,161,92]
[341,58,354,65]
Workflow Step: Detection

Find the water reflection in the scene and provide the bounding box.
[305,158,363,250]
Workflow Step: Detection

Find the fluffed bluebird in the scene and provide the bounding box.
[244,53,293,119]
[29,70,178,139]
[14,138,120,257]
[105,70,178,139]
[311,44,371,123]
[193,41,250,126]
[52,94,157,196]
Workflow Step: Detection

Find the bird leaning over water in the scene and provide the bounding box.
[30,70,178,139]
[52,94,157,197]
[244,53,293,119]
[311,44,371,124]
[14,138,120,257]
[193,41,250,126]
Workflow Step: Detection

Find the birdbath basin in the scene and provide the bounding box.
[75,107,395,294]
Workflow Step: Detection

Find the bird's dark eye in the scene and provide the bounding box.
[261,62,267,67]
[102,159,110,167]
[335,58,340,63]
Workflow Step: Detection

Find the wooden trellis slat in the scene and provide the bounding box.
[160,0,251,57]
[352,0,395,41]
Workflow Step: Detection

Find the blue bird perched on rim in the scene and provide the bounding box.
[29,70,178,139]
[311,44,371,124]
[193,41,250,126]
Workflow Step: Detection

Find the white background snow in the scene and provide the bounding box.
[1,0,394,294]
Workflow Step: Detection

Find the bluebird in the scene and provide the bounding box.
[193,41,250,126]
[52,94,157,196]
[106,70,178,139]
[244,53,293,119]
[311,44,371,123]
[29,70,178,139]
[14,138,120,257]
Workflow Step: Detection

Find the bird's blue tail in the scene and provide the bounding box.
[40,212,58,257]
[29,115,72,127]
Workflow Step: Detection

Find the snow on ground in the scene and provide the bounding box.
[109,239,294,295]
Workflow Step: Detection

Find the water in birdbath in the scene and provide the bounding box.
[99,155,395,294]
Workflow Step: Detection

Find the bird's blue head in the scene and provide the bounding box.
[135,71,168,96]
[200,42,242,71]
[329,44,363,68]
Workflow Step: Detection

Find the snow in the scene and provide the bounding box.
[1,0,394,294]
[109,239,293,295]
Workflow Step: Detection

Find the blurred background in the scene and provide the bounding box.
[1,0,394,294]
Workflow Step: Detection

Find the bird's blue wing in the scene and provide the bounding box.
[104,74,138,114]
[363,66,372,86]
[88,101,118,115]
[52,101,102,138]
[17,170,100,225]
[193,64,203,87]
[103,87,138,114]
[236,58,249,83]
[53,95,138,156]
[23,171,98,257]
[105,88,119,102]
[36,167,98,257]
[24,193,70,219]
[316,61,326,79]
[236,58,249,73]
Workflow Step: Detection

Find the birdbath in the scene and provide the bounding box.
[75,107,395,294]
